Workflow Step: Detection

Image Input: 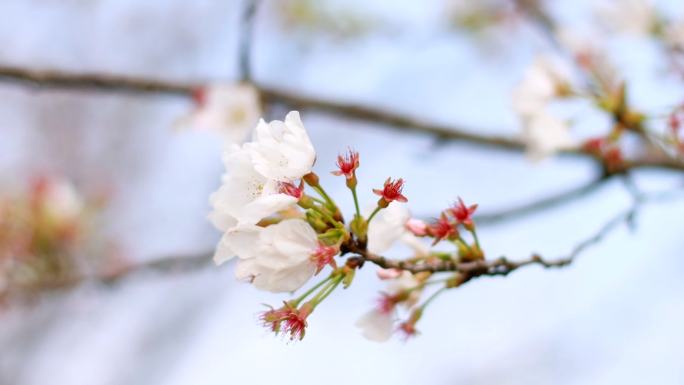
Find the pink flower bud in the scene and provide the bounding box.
[376,268,402,280]
[405,218,427,236]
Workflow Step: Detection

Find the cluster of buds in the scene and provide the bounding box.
[511,33,677,168]
[209,111,485,341]
[668,104,684,154]
[0,176,120,304]
[583,137,625,174]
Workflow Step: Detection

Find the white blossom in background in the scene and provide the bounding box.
[523,111,575,161]
[40,179,85,224]
[215,219,319,292]
[512,54,577,160]
[176,83,261,144]
[665,20,684,49]
[245,111,316,181]
[355,271,421,342]
[367,202,429,257]
[594,0,656,36]
[355,306,394,342]
[511,55,570,118]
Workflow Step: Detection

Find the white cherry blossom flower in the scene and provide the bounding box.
[215,219,320,293]
[356,271,422,342]
[244,111,316,181]
[37,178,84,224]
[523,111,575,160]
[367,202,429,257]
[512,55,570,118]
[355,308,394,342]
[209,145,298,226]
[177,83,261,144]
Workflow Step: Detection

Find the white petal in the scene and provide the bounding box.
[252,261,316,293]
[211,147,296,225]
[256,219,318,269]
[367,202,410,254]
[177,83,260,145]
[245,111,316,181]
[400,233,430,258]
[523,111,575,161]
[207,210,236,232]
[355,310,394,342]
[44,180,83,222]
[214,225,261,265]
[388,271,420,293]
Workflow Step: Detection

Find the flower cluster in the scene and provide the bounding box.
[667,103,684,155]
[210,111,486,341]
[0,176,121,304]
[511,34,663,170]
[509,3,684,167]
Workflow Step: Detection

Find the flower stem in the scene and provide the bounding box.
[350,186,361,218]
[311,205,343,229]
[367,206,382,224]
[469,226,481,249]
[313,185,336,210]
[310,196,327,205]
[293,275,333,307]
[419,287,446,311]
[313,274,343,307]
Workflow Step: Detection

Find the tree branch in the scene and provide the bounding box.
[349,186,681,281]
[0,64,682,171]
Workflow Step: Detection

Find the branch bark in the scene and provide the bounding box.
[0,64,683,171]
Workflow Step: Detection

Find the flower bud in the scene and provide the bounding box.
[298,195,315,209]
[318,228,348,245]
[342,266,356,289]
[306,210,329,232]
[350,214,368,239]
[303,172,320,187]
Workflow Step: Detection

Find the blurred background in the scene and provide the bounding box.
[1,0,684,384]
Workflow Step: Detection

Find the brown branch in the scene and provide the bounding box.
[9,251,214,293]
[350,207,630,278]
[0,64,682,171]
[350,186,682,280]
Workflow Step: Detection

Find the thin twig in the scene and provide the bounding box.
[238,0,259,82]
[350,187,682,278]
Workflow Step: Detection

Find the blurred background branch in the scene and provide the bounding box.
[0,64,683,172]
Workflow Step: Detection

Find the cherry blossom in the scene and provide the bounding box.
[209,145,297,226]
[178,83,261,144]
[367,202,427,256]
[215,219,320,292]
[522,111,575,160]
[244,111,316,181]
[511,55,570,118]
[356,271,422,342]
